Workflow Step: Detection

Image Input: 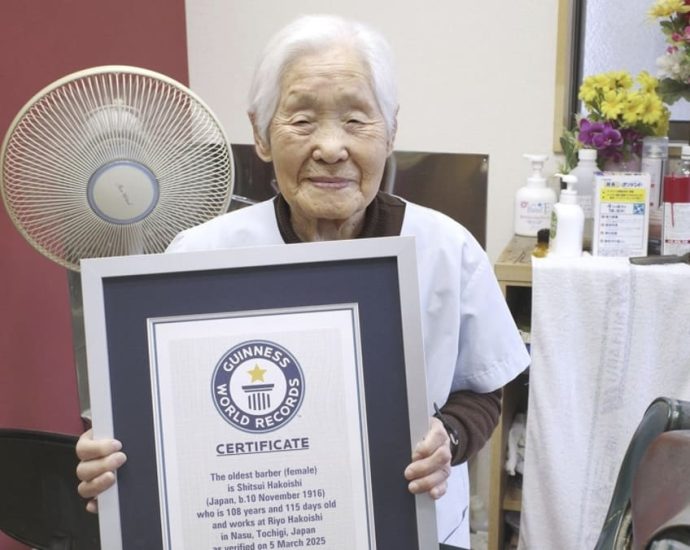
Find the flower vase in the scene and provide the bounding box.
[603,154,641,172]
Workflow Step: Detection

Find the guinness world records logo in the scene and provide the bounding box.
[211,339,305,433]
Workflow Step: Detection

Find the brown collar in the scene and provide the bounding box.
[273,192,406,243]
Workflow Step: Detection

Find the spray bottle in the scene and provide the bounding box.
[662,144,690,255]
[641,136,669,254]
[549,174,584,257]
[514,154,556,237]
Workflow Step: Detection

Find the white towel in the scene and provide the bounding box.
[519,256,690,550]
[505,412,527,476]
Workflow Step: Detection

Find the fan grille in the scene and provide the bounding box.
[1,67,233,271]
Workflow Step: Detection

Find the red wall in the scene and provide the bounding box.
[0,1,188,548]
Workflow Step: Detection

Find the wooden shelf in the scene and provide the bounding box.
[488,235,534,550]
[494,235,535,286]
[503,482,523,512]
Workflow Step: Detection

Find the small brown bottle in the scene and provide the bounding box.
[532,228,550,258]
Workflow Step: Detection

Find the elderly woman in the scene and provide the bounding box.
[76,14,529,549]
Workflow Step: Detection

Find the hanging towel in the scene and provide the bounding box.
[519,255,690,550]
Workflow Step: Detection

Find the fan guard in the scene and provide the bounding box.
[0,65,234,271]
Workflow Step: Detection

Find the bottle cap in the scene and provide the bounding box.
[578,149,597,161]
[642,136,669,158]
[537,227,550,244]
[647,145,663,158]
[524,154,548,187]
[555,173,578,205]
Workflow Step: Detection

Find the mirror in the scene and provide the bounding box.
[555,0,690,149]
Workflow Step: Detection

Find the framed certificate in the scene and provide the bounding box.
[81,236,436,550]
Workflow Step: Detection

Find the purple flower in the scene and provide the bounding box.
[578,119,623,151]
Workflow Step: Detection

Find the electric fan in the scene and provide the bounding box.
[0,65,234,271]
[1,66,236,417]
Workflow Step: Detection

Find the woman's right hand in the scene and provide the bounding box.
[76,428,128,513]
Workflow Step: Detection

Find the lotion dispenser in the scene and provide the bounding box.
[514,154,556,236]
[549,174,584,257]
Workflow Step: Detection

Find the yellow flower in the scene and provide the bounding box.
[580,71,634,100]
[621,92,644,125]
[578,81,599,104]
[576,68,670,137]
[600,89,625,119]
[640,95,666,126]
[656,111,670,136]
[608,70,633,90]
[637,71,659,93]
[581,73,607,91]
[649,0,690,18]
[646,98,670,136]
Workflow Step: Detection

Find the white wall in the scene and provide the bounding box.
[184,0,562,262]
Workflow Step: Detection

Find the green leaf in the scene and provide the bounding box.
[658,78,690,105]
[559,131,579,173]
[660,21,675,32]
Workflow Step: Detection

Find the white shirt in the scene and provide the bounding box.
[167,197,530,547]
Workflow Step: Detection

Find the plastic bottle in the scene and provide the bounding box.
[569,148,598,250]
[549,174,584,257]
[661,144,690,255]
[514,154,557,237]
[641,136,669,254]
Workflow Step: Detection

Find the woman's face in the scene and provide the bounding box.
[254,46,394,230]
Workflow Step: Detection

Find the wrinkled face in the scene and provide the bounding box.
[254,46,394,228]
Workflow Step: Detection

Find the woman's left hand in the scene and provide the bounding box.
[404,417,452,499]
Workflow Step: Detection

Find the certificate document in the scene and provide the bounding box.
[148,305,375,550]
[81,237,437,550]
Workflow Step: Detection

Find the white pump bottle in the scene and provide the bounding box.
[549,174,584,257]
[514,154,557,236]
[569,148,598,249]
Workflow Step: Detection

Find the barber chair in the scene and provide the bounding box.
[631,430,690,549]
[0,429,100,550]
[594,397,690,550]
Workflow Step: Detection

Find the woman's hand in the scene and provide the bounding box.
[76,429,127,513]
[404,417,452,500]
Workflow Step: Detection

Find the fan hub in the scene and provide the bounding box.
[87,160,160,224]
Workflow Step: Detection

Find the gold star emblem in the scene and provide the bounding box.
[247,364,267,383]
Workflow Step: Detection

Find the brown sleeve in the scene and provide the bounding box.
[438,388,502,465]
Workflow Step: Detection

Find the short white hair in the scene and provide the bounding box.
[248,14,398,144]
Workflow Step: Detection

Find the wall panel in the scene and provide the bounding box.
[0,1,188,548]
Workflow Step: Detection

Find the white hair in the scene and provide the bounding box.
[248,14,398,144]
